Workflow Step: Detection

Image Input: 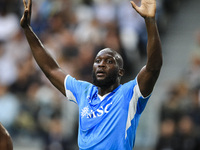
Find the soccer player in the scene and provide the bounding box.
[20,0,162,149]
[0,123,13,150]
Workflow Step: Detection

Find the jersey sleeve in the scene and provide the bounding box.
[64,75,91,105]
[124,77,152,140]
[123,76,151,115]
[135,76,151,114]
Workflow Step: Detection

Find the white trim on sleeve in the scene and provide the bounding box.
[136,76,151,99]
[64,75,77,104]
[125,83,140,138]
[125,77,151,138]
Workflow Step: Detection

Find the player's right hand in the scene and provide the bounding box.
[20,0,32,28]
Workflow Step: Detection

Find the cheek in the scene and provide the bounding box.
[92,64,97,72]
[108,67,118,75]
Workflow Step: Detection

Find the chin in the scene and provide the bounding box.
[92,70,118,87]
[93,77,116,88]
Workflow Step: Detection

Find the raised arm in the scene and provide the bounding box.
[20,0,66,95]
[130,0,163,97]
[0,123,13,150]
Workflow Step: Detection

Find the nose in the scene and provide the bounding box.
[98,60,106,67]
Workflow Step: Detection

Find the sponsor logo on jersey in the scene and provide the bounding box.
[81,102,112,119]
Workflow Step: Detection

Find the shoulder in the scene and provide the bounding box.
[121,77,150,99]
[64,75,95,103]
[121,77,137,90]
[65,75,93,88]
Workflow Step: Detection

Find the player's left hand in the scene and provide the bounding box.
[20,0,32,28]
[130,0,156,18]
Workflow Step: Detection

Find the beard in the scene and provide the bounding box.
[92,69,118,88]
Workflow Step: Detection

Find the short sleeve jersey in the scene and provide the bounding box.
[64,75,151,150]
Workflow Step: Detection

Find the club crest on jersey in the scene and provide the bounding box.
[81,102,113,119]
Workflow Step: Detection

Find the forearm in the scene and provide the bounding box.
[145,17,162,72]
[20,0,66,95]
[23,26,60,77]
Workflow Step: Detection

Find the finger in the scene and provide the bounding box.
[23,0,27,8]
[130,1,139,12]
[28,0,32,12]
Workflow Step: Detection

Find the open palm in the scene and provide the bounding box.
[130,0,156,18]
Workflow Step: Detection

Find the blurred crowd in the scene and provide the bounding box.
[155,33,200,150]
[0,0,196,150]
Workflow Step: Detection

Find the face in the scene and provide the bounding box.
[92,49,121,87]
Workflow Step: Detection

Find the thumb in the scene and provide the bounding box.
[130,1,139,12]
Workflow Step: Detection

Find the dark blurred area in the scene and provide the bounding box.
[0,0,200,150]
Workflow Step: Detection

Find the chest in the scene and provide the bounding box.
[79,91,129,131]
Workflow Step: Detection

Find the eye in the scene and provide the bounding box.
[95,59,101,63]
[107,59,113,64]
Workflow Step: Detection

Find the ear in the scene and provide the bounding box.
[118,68,125,77]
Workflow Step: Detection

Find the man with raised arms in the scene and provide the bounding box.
[20,0,162,149]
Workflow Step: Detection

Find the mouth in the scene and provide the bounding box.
[96,70,106,77]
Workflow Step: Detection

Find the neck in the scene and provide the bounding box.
[98,82,120,96]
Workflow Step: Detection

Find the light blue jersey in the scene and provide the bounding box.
[64,75,151,150]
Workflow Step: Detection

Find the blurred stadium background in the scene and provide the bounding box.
[0,0,200,150]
